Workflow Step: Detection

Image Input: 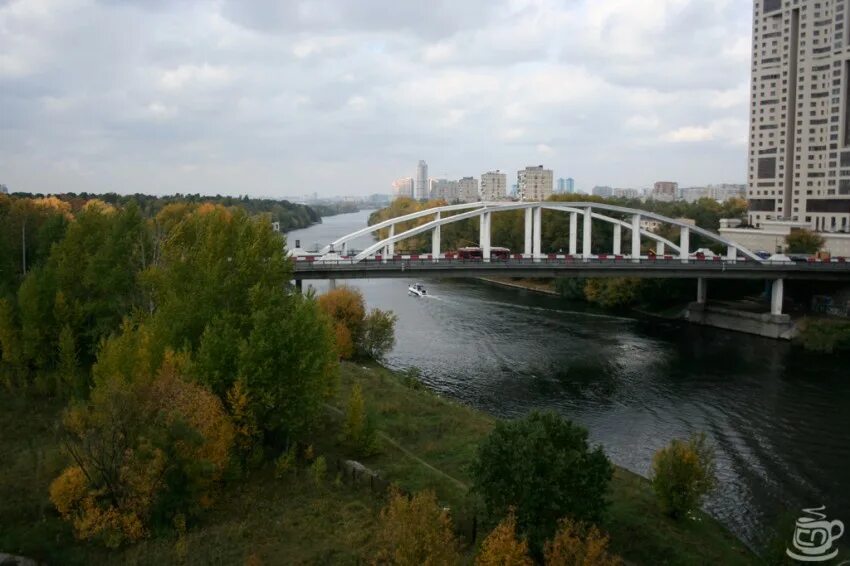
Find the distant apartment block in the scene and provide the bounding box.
[517,165,553,201]
[556,177,576,194]
[415,160,429,200]
[680,184,746,203]
[392,177,414,199]
[612,188,640,199]
[430,179,458,202]
[747,0,850,233]
[592,186,613,198]
[457,177,479,203]
[0,184,8,194]
[651,181,678,202]
[481,170,508,201]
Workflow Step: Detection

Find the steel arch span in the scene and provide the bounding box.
[312,201,763,263]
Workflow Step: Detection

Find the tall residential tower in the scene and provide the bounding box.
[748,0,850,232]
[415,160,429,201]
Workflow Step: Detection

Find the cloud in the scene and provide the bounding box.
[0,0,754,196]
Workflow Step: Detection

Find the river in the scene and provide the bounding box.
[288,209,850,550]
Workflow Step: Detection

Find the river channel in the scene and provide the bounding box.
[288,209,850,550]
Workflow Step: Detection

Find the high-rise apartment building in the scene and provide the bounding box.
[415,160,429,200]
[430,179,459,202]
[517,165,553,201]
[556,177,576,194]
[457,177,479,203]
[392,177,414,199]
[481,170,508,201]
[651,181,678,202]
[748,0,850,232]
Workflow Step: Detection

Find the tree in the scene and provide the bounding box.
[785,229,825,254]
[651,433,717,518]
[317,287,366,360]
[342,383,377,455]
[471,412,612,551]
[543,518,622,566]
[476,510,533,566]
[374,488,461,565]
[51,343,234,547]
[237,289,338,447]
[358,308,397,360]
[583,278,641,309]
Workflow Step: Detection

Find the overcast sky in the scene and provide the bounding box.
[1,0,752,198]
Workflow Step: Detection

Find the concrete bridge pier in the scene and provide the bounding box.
[631,214,641,261]
[697,277,707,304]
[569,212,578,256]
[533,206,542,260]
[388,225,395,257]
[432,211,441,262]
[657,241,665,256]
[480,211,491,262]
[613,224,622,255]
[680,226,690,263]
[582,208,592,258]
[524,208,533,257]
[771,278,784,315]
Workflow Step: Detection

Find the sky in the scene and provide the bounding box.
[0,0,753,198]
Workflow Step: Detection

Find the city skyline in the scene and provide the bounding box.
[1,1,752,198]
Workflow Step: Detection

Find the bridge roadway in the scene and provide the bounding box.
[292,256,850,281]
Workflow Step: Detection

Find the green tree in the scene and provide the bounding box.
[785,229,825,254]
[237,289,338,447]
[358,308,397,360]
[471,412,612,551]
[651,433,717,518]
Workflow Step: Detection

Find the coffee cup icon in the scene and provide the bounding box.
[787,507,845,562]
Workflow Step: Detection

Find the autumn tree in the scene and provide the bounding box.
[375,488,461,565]
[476,510,533,566]
[342,383,377,455]
[543,518,622,566]
[651,433,717,519]
[51,333,234,547]
[471,412,612,551]
[317,287,365,359]
[785,229,825,254]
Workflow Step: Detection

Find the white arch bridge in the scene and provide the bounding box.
[291,201,850,315]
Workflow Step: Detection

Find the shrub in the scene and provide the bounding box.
[651,433,717,518]
[375,488,461,565]
[785,229,825,254]
[476,510,533,566]
[471,412,612,551]
[544,518,622,566]
[796,318,850,353]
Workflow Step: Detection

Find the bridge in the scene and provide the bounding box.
[290,201,850,315]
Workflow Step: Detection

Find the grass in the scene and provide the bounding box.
[1,363,757,565]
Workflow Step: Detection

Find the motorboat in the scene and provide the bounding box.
[408,282,427,297]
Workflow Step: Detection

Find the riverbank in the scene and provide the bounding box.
[478,276,559,296]
[1,362,755,564]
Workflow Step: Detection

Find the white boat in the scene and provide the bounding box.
[408,282,427,297]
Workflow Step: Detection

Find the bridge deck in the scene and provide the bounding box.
[292,257,850,281]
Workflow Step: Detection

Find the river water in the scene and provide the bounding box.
[288,210,850,550]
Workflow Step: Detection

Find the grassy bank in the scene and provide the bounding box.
[1,363,755,564]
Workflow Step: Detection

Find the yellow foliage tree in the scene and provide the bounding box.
[375,488,462,565]
[51,339,234,547]
[317,287,365,360]
[543,519,622,566]
[476,510,533,566]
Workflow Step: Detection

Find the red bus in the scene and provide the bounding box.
[456,246,511,260]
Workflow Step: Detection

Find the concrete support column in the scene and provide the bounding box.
[482,211,492,262]
[341,242,348,255]
[328,279,337,290]
[727,245,737,261]
[524,207,533,257]
[569,212,578,256]
[388,224,395,256]
[771,279,784,315]
[582,208,592,258]
[533,207,542,259]
[613,224,622,255]
[631,214,641,261]
[697,278,707,304]
[656,241,665,256]
[432,211,441,262]
[679,226,690,262]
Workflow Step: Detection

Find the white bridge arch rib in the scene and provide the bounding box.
[333,202,761,264]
